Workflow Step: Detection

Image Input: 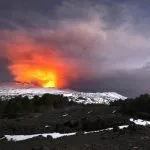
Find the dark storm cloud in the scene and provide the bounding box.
[0,0,62,11]
[0,0,150,97]
[0,58,13,82]
[69,70,150,97]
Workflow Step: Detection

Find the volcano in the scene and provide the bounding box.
[0,82,127,104]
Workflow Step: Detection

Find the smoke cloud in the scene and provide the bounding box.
[0,0,150,96]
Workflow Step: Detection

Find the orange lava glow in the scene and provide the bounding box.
[2,31,78,88]
[11,66,58,88]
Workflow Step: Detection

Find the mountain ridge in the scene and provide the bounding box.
[0,82,127,104]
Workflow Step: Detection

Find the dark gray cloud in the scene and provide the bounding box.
[0,0,150,97]
[0,58,13,82]
[69,69,150,97]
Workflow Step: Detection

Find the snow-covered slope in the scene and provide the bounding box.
[70,91,127,104]
[0,82,127,104]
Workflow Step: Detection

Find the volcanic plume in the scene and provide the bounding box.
[1,31,79,88]
[0,17,105,88]
[1,0,150,96]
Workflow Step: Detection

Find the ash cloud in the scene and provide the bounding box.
[0,0,150,96]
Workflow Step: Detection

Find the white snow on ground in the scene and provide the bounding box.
[71,92,127,104]
[4,119,150,142]
[5,121,148,142]
[4,125,129,142]
[62,114,68,117]
[130,118,150,126]
[0,82,127,104]
[5,132,76,142]
[119,125,129,129]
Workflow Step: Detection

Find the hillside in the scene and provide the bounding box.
[0,82,127,104]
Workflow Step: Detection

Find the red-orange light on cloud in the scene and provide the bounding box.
[2,32,78,88]
[10,66,58,88]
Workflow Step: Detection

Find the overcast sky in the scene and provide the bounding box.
[0,0,150,97]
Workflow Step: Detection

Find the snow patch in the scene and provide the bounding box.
[5,132,76,142]
[4,125,129,142]
[130,118,150,126]
[62,114,68,117]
